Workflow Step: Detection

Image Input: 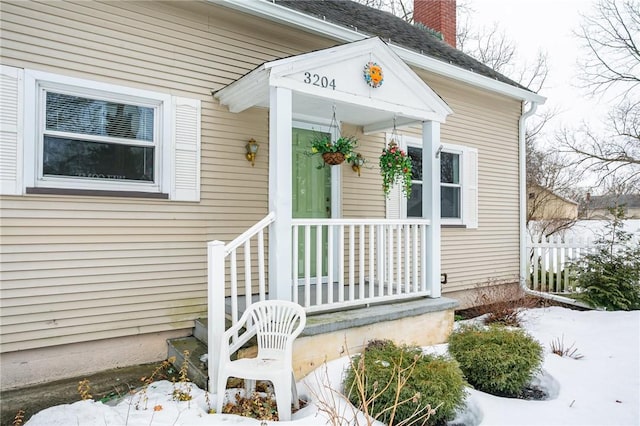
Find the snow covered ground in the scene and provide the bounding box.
[25,307,640,425]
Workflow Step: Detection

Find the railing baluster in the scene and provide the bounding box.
[359,224,365,300]
[369,225,375,298]
[244,240,252,317]
[292,225,299,304]
[377,225,384,297]
[412,225,418,293]
[404,224,410,293]
[316,225,323,307]
[338,225,345,302]
[349,225,355,301]
[258,229,266,301]
[230,250,238,326]
[327,224,334,304]
[421,224,427,293]
[387,225,394,295]
[304,225,311,308]
[396,224,402,295]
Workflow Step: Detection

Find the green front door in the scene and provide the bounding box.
[292,127,331,278]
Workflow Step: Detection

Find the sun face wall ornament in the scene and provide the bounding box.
[363,61,384,88]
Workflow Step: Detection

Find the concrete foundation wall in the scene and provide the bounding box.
[292,307,455,380]
[0,329,190,390]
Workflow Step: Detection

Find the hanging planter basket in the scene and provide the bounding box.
[322,151,346,165]
[380,140,412,198]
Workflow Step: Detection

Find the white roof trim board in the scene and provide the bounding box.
[216,38,453,131]
[214,0,546,105]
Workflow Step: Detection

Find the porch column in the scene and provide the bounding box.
[422,121,441,298]
[268,86,293,301]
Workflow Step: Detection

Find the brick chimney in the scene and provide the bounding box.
[414,0,457,48]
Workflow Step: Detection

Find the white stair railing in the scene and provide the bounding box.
[207,212,275,392]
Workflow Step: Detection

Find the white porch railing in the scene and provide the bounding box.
[207,215,432,390]
[292,218,432,313]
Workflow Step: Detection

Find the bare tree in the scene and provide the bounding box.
[356,0,413,22]
[560,0,640,192]
[557,102,640,191]
[575,0,640,96]
[526,135,581,238]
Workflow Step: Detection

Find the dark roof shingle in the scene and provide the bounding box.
[275,0,529,91]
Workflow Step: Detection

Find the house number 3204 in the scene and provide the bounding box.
[303,72,336,90]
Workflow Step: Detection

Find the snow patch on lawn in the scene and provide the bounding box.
[25,307,639,425]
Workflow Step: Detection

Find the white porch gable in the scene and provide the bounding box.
[214,37,451,302]
[215,37,452,133]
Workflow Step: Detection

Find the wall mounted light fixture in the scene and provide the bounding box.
[245,139,259,167]
[351,153,365,176]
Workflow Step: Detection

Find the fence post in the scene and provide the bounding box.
[208,240,226,394]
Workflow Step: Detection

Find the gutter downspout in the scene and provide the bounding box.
[519,102,586,306]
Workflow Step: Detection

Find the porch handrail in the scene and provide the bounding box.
[208,211,275,394]
[293,218,431,226]
[225,212,276,254]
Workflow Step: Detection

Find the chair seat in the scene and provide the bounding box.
[224,358,290,381]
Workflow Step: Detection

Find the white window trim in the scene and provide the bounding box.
[389,134,478,228]
[23,69,172,195]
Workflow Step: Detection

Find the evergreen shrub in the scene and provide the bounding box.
[448,325,543,397]
[570,207,640,311]
[344,340,466,426]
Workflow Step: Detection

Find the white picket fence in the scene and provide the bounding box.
[527,233,639,293]
[527,235,595,293]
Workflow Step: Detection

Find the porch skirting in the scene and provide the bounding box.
[243,297,459,380]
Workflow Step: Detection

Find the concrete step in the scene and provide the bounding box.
[166,336,209,390]
[194,317,208,344]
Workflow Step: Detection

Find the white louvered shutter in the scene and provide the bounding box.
[0,65,23,195]
[463,146,478,228]
[172,96,201,201]
[385,183,404,219]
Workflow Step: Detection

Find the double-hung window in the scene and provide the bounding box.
[0,65,201,201]
[440,149,462,220]
[386,134,478,228]
[40,90,160,192]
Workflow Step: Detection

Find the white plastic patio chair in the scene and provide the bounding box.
[216,300,306,421]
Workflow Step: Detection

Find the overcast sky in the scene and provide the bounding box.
[469,0,612,136]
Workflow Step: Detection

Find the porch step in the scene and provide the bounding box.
[166,336,208,390]
[168,297,459,390]
[194,317,208,344]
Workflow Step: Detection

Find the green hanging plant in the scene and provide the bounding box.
[379,140,412,198]
[310,135,357,166]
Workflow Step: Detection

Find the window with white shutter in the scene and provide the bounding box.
[0,67,200,201]
[386,134,478,228]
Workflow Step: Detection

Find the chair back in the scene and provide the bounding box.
[247,300,306,361]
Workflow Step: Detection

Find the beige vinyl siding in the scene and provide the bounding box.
[0,0,333,353]
[422,73,522,291]
[342,72,523,292]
